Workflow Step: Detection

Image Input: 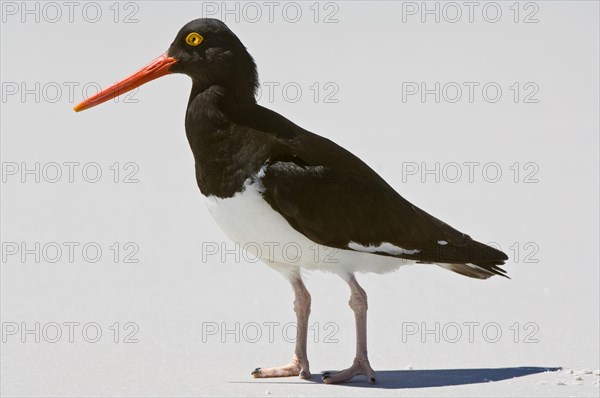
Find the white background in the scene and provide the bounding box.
[1,1,599,397]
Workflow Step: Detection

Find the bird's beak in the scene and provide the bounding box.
[73,52,178,112]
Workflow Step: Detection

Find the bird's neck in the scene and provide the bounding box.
[184,83,268,198]
[187,82,255,122]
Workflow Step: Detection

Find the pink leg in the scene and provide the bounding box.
[252,274,312,379]
[322,275,376,384]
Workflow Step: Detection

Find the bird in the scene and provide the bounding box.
[74,18,508,384]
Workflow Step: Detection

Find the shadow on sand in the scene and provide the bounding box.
[312,366,562,389]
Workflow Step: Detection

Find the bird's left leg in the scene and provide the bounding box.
[322,274,376,384]
[252,273,312,379]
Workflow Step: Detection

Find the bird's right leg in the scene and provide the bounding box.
[322,274,376,384]
[252,272,312,379]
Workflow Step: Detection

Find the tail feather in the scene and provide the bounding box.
[433,239,509,279]
[407,238,509,279]
[436,262,509,280]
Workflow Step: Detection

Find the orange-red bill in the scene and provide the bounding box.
[73,53,178,112]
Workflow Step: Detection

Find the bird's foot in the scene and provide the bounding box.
[252,358,311,379]
[322,357,376,384]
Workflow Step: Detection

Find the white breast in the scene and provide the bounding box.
[205,178,416,279]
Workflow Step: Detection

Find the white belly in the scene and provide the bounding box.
[205,181,416,279]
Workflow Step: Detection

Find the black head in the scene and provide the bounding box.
[168,19,259,102]
[73,18,258,112]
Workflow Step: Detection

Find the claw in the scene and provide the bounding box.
[251,368,261,376]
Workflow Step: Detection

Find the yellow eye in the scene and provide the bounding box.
[185,32,204,46]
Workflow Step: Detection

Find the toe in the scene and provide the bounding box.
[252,364,302,378]
[299,369,311,379]
[321,360,376,384]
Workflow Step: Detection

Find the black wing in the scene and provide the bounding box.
[261,158,508,278]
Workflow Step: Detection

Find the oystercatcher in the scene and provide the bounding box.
[74,18,508,384]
